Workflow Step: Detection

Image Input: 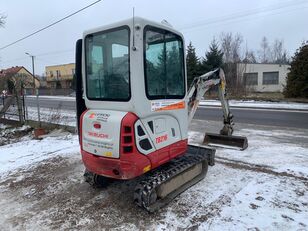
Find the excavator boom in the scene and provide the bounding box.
[187,68,248,150]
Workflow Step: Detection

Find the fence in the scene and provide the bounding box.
[24,88,74,96]
[0,95,26,122]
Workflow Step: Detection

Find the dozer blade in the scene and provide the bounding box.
[203,133,248,150]
[134,145,215,213]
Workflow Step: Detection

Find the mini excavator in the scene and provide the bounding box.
[75,17,248,212]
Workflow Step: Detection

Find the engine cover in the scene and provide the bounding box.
[81,110,127,158]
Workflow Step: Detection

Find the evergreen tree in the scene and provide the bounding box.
[201,38,224,73]
[284,41,308,98]
[186,42,199,87]
[166,44,183,95]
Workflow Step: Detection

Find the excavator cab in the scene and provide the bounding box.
[76,18,191,179]
[75,17,247,212]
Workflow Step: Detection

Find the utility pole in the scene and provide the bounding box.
[25,52,35,92]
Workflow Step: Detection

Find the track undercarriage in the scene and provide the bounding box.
[84,145,215,212]
[134,145,215,212]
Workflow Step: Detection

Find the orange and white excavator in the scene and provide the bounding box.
[75,17,247,212]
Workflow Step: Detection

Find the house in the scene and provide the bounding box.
[45,63,75,88]
[238,63,290,92]
[0,66,40,92]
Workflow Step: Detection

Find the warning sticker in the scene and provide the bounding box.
[151,100,185,112]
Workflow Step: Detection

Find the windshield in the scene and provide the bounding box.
[144,26,185,99]
[85,27,130,101]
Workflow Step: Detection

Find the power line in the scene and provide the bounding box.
[0,49,74,65]
[181,5,308,33]
[180,0,306,29]
[0,0,102,51]
[1,0,306,69]
[179,0,307,31]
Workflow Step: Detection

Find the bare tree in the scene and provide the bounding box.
[0,14,6,27]
[231,33,243,63]
[220,32,245,96]
[271,39,289,64]
[258,36,271,63]
[243,49,257,63]
[0,74,25,123]
[220,32,243,63]
[220,32,232,63]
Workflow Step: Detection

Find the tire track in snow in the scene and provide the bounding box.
[216,156,308,183]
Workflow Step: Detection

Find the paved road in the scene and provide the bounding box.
[24,97,308,129]
[195,106,308,129]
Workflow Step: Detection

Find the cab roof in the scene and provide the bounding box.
[83,17,184,40]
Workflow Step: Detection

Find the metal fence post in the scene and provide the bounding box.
[23,89,28,121]
[36,88,41,126]
[2,95,5,119]
[22,90,26,122]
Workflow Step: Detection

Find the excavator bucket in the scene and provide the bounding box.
[203,133,248,150]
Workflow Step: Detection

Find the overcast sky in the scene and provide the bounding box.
[0,0,307,75]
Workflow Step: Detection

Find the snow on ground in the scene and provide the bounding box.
[188,128,308,179]
[0,123,9,129]
[0,125,33,146]
[0,133,79,177]
[26,95,75,101]
[199,99,308,110]
[0,123,307,230]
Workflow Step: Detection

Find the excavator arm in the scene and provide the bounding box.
[187,68,248,150]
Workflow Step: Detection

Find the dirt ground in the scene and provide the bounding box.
[0,121,307,230]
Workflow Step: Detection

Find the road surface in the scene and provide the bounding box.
[195,106,308,129]
[24,97,308,129]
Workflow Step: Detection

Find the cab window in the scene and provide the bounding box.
[144,26,185,99]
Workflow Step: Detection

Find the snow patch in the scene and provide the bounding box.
[0,134,79,177]
[200,99,308,110]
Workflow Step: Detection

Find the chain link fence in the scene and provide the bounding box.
[0,94,26,122]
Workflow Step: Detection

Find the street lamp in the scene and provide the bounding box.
[25,52,41,126]
[25,52,35,92]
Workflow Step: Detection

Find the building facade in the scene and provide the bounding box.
[238,63,290,92]
[45,63,75,88]
[0,66,40,92]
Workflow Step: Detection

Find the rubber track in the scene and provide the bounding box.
[134,146,215,212]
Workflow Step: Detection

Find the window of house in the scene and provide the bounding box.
[144,26,185,99]
[72,68,75,75]
[244,73,258,85]
[49,71,53,77]
[263,72,279,85]
[85,26,130,101]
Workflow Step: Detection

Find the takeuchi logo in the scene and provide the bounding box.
[89,113,96,119]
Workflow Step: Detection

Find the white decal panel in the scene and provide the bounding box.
[82,110,126,158]
[151,100,185,112]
